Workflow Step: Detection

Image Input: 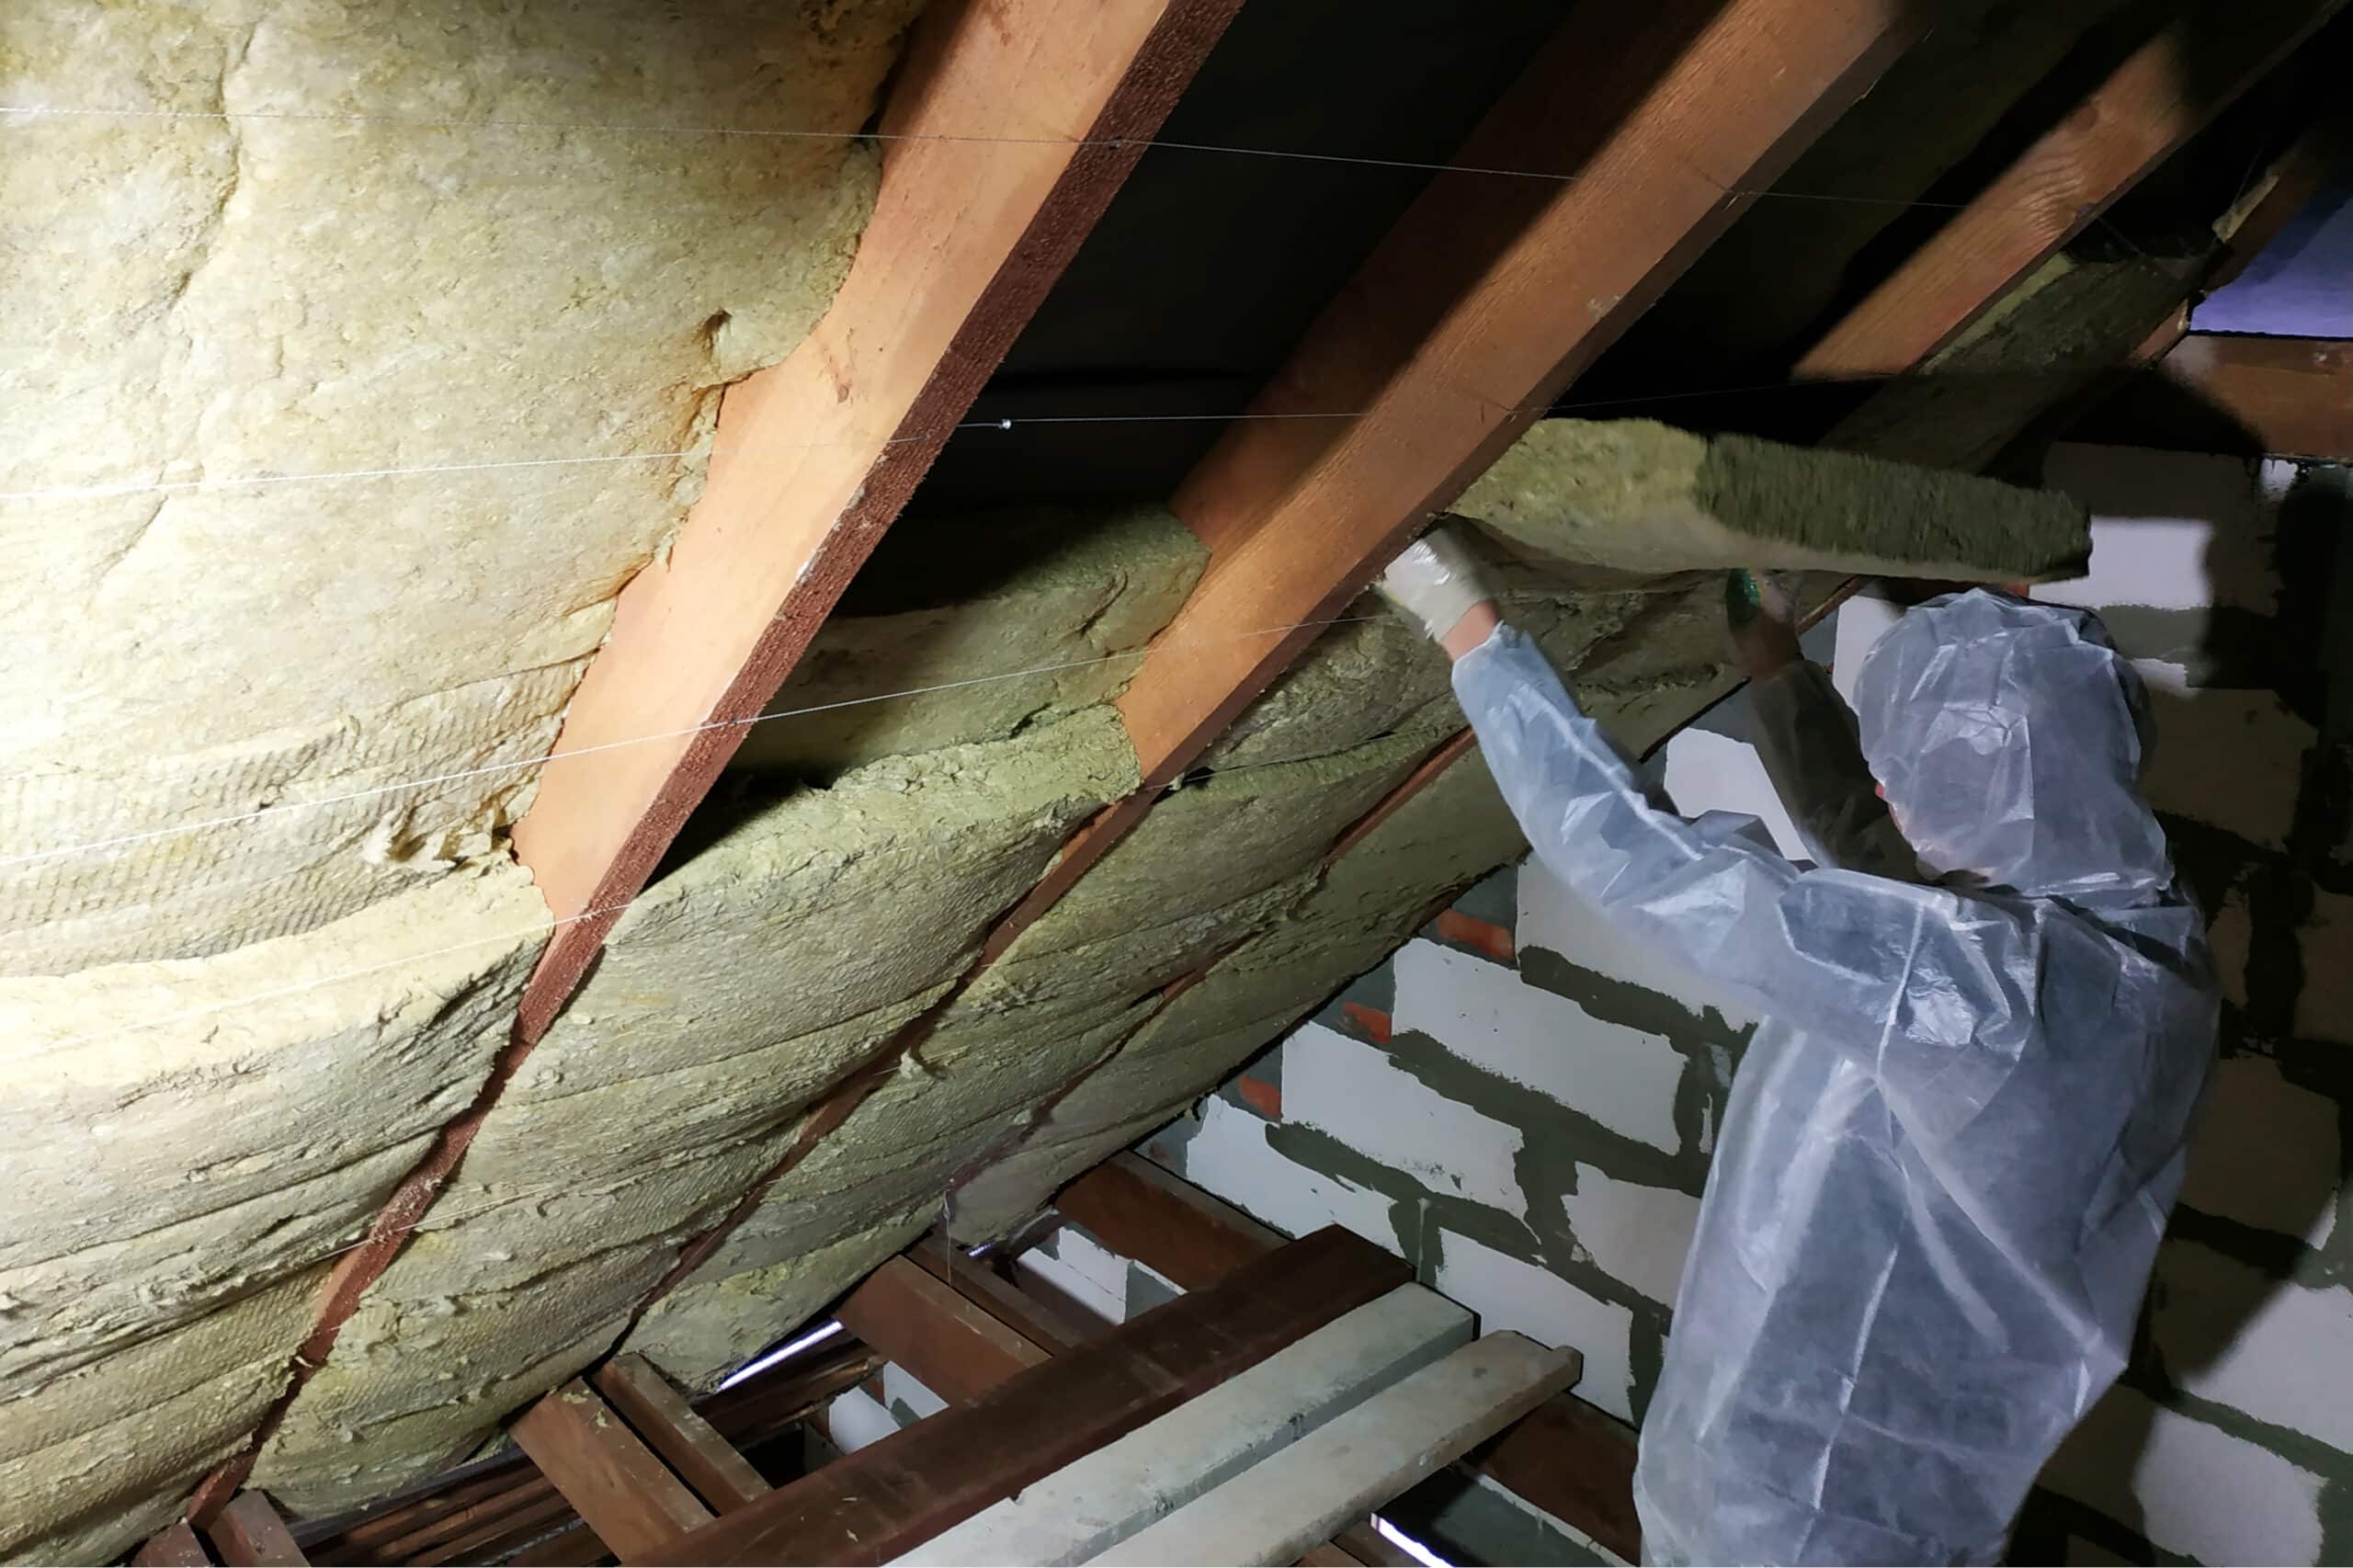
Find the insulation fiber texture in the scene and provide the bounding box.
[1449,418,2089,584]
[0,0,921,974]
[254,708,1142,1510]
[0,866,546,1558]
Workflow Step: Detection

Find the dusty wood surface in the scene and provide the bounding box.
[509,1381,711,1559]
[1466,1392,1644,1562]
[835,1256,1052,1404]
[591,1357,770,1515]
[1097,1335,1579,1567]
[131,1522,211,1567]
[208,1495,308,1568]
[1796,0,2345,377]
[906,1238,1105,1356]
[636,1227,1410,1566]
[903,1286,1474,1566]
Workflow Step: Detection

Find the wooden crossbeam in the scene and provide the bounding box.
[906,1237,1105,1356]
[968,0,1922,957]
[592,1356,771,1515]
[1796,0,2347,379]
[131,1522,210,1567]
[1056,1152,1279,1291]
[510,1381,713,1559]
[835,1256,1051,1403]
[638,1227,1410,1566]
[205,1494,307,1568]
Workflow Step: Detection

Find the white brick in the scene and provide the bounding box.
[1662,729,1807,861]
[1559,1167,1699,1308]
[1517,861,1756,1028]
[1170,1096,1397,1252]
[1433,1230,1635,1421]
[2182,1056,2339,1249]
[2040,446,2274,616]
[2043,1385,2324,1565]
[1392,939,1682,1153]
[1285,1021,1527,1216]
[1016,1227,1129,1326]
[2297,889,2353,1045]
[882,1361,948,1421]
[826,1387,900,1453]
[2154,1240,2353,1453]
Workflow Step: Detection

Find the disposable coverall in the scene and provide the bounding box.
[1449,591,2216,1564]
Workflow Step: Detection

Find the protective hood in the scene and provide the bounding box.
[1852,589,2174,903]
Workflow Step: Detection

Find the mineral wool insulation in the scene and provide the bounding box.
[1,2,917,1556]
[4,4,2092,1547]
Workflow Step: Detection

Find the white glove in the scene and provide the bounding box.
[1377,526,1495,642]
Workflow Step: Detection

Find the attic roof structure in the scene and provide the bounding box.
[4,0,2346,1561]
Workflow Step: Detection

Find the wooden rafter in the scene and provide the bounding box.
[2100,335,2353,461]
[182,0,1241,1522]
[835,1256,1051,1403]
[1796,0,2347,379]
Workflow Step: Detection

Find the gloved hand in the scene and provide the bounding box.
[1727,568,1803,681]
[1378,526,1496,643]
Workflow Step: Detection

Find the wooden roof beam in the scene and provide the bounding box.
[974,0,1927,960]
[1797,0,2347,380]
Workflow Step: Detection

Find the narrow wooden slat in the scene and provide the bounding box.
[506,0,1246,1040]
[1097,1335,1579,1567]
[131,1522,210,1567]
[1796,0,2346,378]
[1055,1152,1279,1291]
[374,1478,563,1563]
[504,1523,613,1567]
[2151,335,2353,461]
[638,1227,1410,1566]
[1331,1521,1422,1568]
[406,1491,581,1568]
[1295,1544,1369,1568]
[1465,1392,1643,1563]
[206,1494,307,1568]
[835,1256,1051,1405]
[509,1381,711,1560]
[592,1356,770,1515]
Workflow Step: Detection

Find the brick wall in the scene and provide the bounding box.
[1153,445,2353,1564]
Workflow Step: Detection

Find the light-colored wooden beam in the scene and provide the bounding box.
[510,0,1245,1041]
[1796,0,2347,379]
[1096,1335,1579,1568]
[510,1380,713,1559]
[835,1256,1052,1405]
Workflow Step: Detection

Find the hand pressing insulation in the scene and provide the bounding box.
[1375,526,1498,659]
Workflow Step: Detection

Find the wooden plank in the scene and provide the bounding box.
[1795,0,2345,378]
[903,1286,1474,1565]
[206,1494,307,1568]
[1463,1393,1643,1564]
[1053,1152,1279,1291]
[505,1523,614,1567]
[835,1256,1051,1404]
[131,1522,211,1567]
[408,1491,582,1568]
[1330,1522,1420,1568]
[509,1381,711,1560]
[506,0,1245,1041]
[957,0,1920,961]
[638,1227,1410,1566]
[907,1237,1103,1357]
[1294,1544,1369,1568]
[1095,1335,1579,1567]
[592,1356,771,1515]
[2150,335,2353,461]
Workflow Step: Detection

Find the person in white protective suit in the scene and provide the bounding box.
[1377,528,2217,1566]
